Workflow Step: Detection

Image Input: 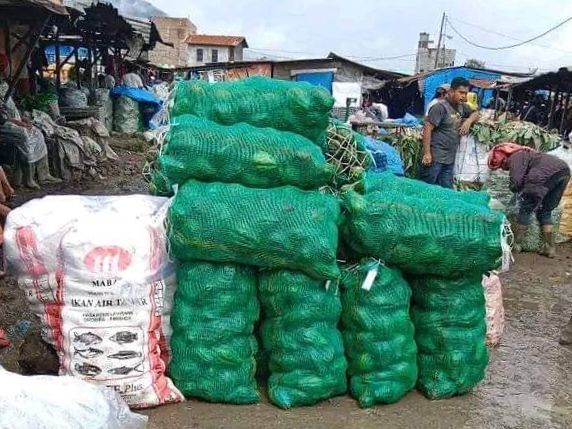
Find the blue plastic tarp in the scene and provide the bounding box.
[111,86,162,129]
[392,113,421,127]
[111,86,162,108]
[365,138,405,176]
[295,72,334,94]
[423,68,501,111]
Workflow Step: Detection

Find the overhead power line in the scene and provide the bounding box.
[246,47,417,61]
[449,16,572,54]
[446,15,572,50]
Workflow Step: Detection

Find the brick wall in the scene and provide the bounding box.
[149,17,197,67]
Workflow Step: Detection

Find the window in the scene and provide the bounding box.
[196,48,203,62]
[212,49,218,63]
[229,47,235,62]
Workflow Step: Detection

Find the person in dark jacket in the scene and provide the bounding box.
[488,143,571,258]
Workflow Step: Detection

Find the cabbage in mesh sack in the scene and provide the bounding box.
[340,260,417,407]
[361,171,491,206]
[169,181,341,280]
[171,77,334,145]
[342,190,505,277]
[259,270,347,408]
[155,115,333,190]
[409,275,489,399]
[169,262,260,404]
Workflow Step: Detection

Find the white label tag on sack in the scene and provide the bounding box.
[361,266,379,291]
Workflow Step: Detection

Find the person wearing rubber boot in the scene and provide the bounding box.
[488,143,571,258]
[0,55,61,189]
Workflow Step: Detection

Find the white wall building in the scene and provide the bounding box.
[186,35,248,67]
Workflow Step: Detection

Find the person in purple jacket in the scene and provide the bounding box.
[489,143,570,258]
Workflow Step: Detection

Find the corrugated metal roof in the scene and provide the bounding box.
[0,0,68,14]
[124,15,152,43]
[185,34,248,48]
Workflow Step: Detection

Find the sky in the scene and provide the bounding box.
[148,0,572,75]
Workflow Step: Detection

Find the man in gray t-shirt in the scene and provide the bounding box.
[421,77,480,188]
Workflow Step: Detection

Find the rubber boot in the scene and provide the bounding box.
[36,156,62,185]
[22,162,40,190]
[539,226,556,258]
[559,316,572,345]
[513,224,527,253]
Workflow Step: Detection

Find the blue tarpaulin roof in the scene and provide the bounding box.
[423,68,501,110]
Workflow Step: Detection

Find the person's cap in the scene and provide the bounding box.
[438,84,451,91]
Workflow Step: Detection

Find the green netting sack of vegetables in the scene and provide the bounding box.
[360,171,491,207]
[409,275,488,399]
[340,260,417,408]
[154,115,333,190]
[171,77,334,145]
[169,261,260,404]
[259,270,347,409]
[342,189,506,278]
[169,180,341,280]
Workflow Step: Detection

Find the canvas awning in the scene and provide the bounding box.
[0,0,68,15]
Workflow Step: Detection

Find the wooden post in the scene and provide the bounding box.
[434,12,446,69]
[560,88,571,135]
[74,46,81,89]
[4,15,50,102]
[548,86,560,128]
[55,29,61,91]
[494,88,500,120]
[506,87,513,113]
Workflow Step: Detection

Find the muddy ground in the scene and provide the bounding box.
[0,145,571,429]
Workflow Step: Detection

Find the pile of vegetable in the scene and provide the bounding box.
[325,120,372,185]
[384,129,423,178]
[471,119,561,151]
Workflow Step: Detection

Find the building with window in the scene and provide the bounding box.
[148,17,197,68]
[415,32,456,74]
[186,34,248,67]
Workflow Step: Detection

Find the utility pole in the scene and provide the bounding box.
[434,12,446,70]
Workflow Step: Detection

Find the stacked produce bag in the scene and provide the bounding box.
[4,196,182,409]
[156,77,347,407]
[340,260,417,407]
[343,172,506,399]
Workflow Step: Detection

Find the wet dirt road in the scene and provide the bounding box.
[144,247,572,429]
[0,152,571,428]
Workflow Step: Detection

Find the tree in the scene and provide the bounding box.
[465,58,486,69]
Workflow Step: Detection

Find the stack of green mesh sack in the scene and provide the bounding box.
[409,276,488,399]
[344,172,505,278]
[342,172,505,399]
[169,262,260,404]
[170,76,333,145]
[166,77,347,407]
[259,270,347,409]
[340,260,417,407]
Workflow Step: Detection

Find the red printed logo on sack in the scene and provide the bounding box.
[84,246,133,273]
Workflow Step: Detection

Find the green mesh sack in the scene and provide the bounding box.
[361,171,491,206]
[155,115,333,190]
[342,190,505,277]
[340,260,417,407]
[169,180,341,280]
[409,275,488,399]
[149,169,174,196]
[171,77,334,145]
[169,262,260,404]
[259,270,347,408]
